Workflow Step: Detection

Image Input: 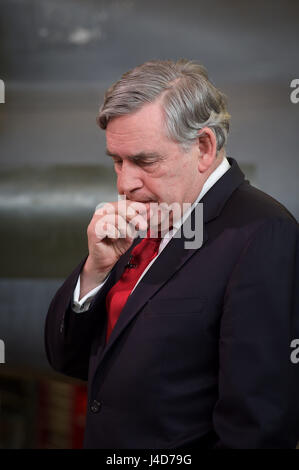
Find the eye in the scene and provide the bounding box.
[136,160,157,168]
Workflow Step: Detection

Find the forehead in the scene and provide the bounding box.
[105,101,169,156]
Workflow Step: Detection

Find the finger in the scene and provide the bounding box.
[94,220,121,240]
[117,200,148,223]
[94,202,115,217]
[94,214,136,240]
[102,213,136,239]
[127,201,148,216]
[127,213,148,232]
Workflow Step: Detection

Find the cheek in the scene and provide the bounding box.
[145,162,185,199]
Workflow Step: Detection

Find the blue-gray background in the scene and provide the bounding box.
[0,0,298,370]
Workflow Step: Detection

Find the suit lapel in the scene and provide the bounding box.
[96,158,245,364]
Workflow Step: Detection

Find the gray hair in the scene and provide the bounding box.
[97,59,230,152]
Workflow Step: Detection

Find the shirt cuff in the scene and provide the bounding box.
[72,273,110,313]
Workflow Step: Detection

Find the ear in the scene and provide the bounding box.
[197,127,217,173]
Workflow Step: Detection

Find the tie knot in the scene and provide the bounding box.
[129,230,161,262]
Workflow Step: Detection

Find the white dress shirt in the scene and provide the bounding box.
[72,157,231,313]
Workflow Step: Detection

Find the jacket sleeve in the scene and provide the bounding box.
[213,217,299,448]
[44,256,114,381]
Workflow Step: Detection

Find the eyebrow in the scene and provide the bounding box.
[106,149,165,162]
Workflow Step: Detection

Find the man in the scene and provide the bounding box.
[45,59,299,448]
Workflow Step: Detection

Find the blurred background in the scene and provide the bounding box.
[0,0,298,448]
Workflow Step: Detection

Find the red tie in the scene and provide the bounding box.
[105,231,161,342]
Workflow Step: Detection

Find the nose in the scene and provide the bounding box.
[117,160,144,197]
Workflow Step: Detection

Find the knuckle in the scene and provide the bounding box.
[95,201,115,216]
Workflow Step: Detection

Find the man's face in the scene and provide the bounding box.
[105,101,204,209]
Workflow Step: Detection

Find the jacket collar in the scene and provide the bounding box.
[201,157,246,223]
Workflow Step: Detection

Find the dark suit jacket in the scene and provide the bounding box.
[45,158,299,449]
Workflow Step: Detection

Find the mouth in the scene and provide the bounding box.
[128,198,157,204]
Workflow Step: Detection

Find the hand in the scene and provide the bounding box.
[79,200,150,298]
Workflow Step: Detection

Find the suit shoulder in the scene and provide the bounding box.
[225,181,298,226]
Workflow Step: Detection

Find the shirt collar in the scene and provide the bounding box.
[171,156,231,232]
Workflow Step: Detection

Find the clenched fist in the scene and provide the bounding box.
[79,200,151,299]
